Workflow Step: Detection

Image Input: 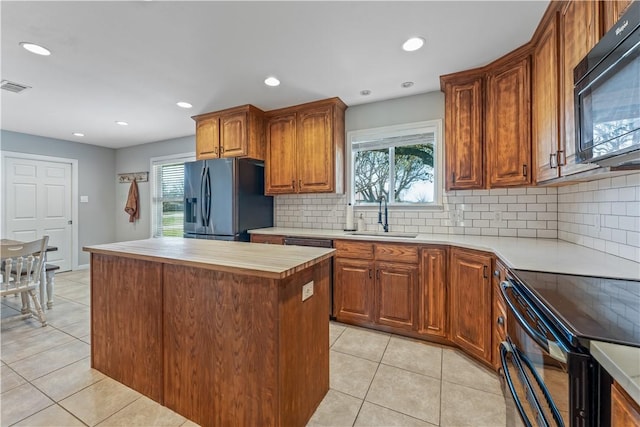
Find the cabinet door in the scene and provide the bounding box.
[604,0,634,33]
[220,112,247,158]
[419,248,447,339]
[375,262,418,331]
[444,76,484,190]
[265,113,297,194]
[450,248,493,363]
[492,260,508,369]
[195,118,220,160]
[612,381,640,426]
[534,13,561,183]
[486,56,532,187]
[297,105,334,193]
[559,0,601,176]
[334,258,374,324]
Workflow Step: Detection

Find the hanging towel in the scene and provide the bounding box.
[124,179,139,223]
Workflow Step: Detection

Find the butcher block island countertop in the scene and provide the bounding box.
[84,238,335,427]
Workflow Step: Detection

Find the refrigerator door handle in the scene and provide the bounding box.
[204,165,212,226]
[200,165,208,227]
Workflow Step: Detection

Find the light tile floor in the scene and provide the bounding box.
[1,270,506,426]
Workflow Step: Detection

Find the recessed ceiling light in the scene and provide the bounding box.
[176,101,193,109]
[115,121,129,126]
[401,81,414,88]
[72,132,85,137]
[20,42,51,56]
[402,37,425,52]
[264,77,280,87]
[360,90,371,96]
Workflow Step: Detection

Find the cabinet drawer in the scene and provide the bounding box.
[375,244,419,264]
[334,240,374,259]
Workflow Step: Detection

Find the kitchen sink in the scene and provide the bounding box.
[347,231,418,238]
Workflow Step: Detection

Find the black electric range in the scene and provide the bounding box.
[511,269,640,349]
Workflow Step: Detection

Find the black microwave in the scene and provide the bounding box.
[574,1,640,167]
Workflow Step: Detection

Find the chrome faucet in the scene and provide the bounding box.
[378,195,389,232]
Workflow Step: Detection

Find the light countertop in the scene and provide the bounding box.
[249,227,640,280]
[591,341,640,405]
[250,226,640,403]
[84,238,335,279]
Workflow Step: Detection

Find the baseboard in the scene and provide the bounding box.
[75,264,90,270]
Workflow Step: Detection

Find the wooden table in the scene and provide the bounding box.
[1,238,58,310]
[84,238,334,427]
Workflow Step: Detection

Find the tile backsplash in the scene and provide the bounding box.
[557,173,640,263]
[274,172,640,263]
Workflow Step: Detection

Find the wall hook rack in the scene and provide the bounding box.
[118,172,148,183]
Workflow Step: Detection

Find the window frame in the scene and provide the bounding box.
[347,119,443,209]
[149,152,195,238]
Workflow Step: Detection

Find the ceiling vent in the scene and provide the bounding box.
[1,80,31,93]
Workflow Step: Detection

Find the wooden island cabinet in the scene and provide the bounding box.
[85,238,334,427]
[612,380,640,426]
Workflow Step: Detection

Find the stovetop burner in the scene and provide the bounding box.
[512,270,640,348]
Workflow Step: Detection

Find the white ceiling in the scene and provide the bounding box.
[1,1,549,149]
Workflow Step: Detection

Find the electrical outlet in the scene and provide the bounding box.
[302,281,314,301]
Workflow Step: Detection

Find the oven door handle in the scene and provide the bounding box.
[500,280,568,364]
[500,341,546,427]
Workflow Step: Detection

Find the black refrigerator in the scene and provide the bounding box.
[183,158,273,241]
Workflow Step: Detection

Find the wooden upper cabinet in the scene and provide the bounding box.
[265,98,346,195]
[297,105,334,193]
[192,105,265,161]
[486,53,532,187]
[604,0,634,33]
[533,11,561,183]
[195,118,220,159]
[450,247,493,364]
[265,113,297,194]
[419,247,448,339]
[559,0,601,176]
[442,73,484,190]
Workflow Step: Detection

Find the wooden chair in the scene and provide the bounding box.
[1,236,49,326]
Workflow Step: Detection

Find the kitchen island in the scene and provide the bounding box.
[84,238,334,427]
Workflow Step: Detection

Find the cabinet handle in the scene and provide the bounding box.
[299,179,302,190]
[557,150,566,166]
[522,164,528,177]
[220,146,225,154]
[214,147,218,156]
[376,269,380,280]
[497,316,505,326]
[368,269,372,279]
[292,180,296,191]
[452,172,456,183]
[549,153,557,169]
[483,265,488,279]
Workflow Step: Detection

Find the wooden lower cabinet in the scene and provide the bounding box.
[492,260,509,370]
[450,247,494,364]
[334,258,374,323]
[250,234,284,245]
[419,247,448,339]
[375,262,418,331]
[612,380,640,426]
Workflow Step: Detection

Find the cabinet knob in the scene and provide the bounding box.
[497,316,505,326]
[494,270,500,277]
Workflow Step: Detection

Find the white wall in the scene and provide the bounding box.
[0,130,116,266]
[114,135,194,241]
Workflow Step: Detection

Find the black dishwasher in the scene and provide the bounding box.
[283,237,334,319]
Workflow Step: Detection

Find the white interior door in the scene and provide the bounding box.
[4,157,73,272]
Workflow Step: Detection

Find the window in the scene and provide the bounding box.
[349,120,442,206]
[150,153,194,238]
